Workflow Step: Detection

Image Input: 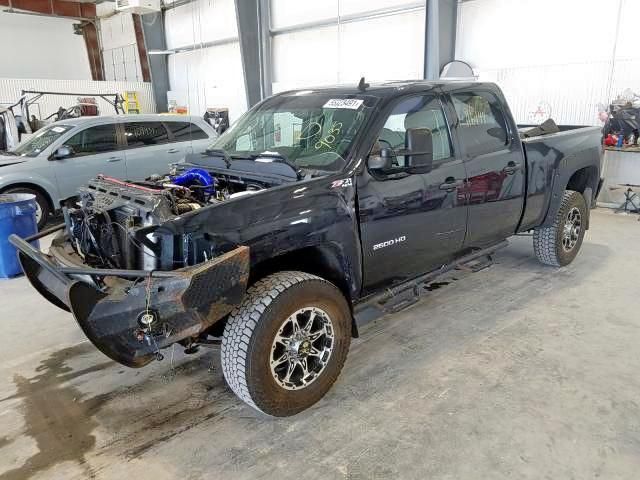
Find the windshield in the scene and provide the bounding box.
[12,124,75,157]
[210,93,377,172]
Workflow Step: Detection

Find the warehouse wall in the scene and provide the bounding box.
[165,0,247,121]
[0,78,155,118]
[161,0,426,122]
[0,10,91,80]
[99,9,144,82]
[457,0,639,125]
[271,0,426,92]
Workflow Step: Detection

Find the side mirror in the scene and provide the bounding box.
[368,147,393,171]
[405,128,433,173]
[52,145,74,160]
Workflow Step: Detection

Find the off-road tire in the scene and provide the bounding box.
[221,271,351,416]
[4,187,50,229]
[533,190,587,267]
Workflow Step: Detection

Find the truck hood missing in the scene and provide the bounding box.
[12,151,359,368]
[10,88,374,368]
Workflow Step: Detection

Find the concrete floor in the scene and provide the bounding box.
[0,208,639,480]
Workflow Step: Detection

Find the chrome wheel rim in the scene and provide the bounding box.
[562,207,582,252]
[34,202,42,225]
[270,307,335,390]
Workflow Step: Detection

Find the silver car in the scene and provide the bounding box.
[0,115,216,227]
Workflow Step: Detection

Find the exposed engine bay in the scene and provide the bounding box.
[63,156,292,272]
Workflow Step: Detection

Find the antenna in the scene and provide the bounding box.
[358,77,370,92]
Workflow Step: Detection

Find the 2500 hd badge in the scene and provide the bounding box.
[373,236,407,251]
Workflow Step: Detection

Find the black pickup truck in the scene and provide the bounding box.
[11,81,603,416]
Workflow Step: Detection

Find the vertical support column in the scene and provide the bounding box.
[259,0,273,99]
[439,0,457,73]
[140,11,171,113]
[424,0,458,80]
[82,22,105,81]
[235,0,272,108]
[133,14,152,83]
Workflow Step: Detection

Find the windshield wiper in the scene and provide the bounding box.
[2,151,18,156]
[230,152,303,180]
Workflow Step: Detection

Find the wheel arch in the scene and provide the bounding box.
[0,182,55,212]
[542,164,600,230]
[249,245,360,337]
[566,166,600,197]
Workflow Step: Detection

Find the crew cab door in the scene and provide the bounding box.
[357,94,468,293]
[52,123,126,199]
[444,87,525,246]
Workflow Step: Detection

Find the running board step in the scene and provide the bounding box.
[353,241,508,330]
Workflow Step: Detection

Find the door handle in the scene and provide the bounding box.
[107,156,122,162]
[167,148,180,154]
[502,161,521,175]
[439,177,465,191]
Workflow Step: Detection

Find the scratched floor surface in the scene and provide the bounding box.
[1,208,639,479]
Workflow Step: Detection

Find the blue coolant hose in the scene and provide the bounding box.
[171,168,215,196]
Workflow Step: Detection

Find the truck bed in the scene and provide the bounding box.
[518,125,602,231]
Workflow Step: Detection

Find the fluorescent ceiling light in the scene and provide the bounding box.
[148,49,176,55]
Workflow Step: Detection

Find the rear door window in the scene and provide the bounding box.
[166,122,209,142]
[451,91,509,157]
[124,122,170,148]
[65,124,118,156]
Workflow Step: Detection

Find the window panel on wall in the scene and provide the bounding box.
[456,0,618,70]
[114,63,126,81]
[270,0,339,30]
[102,45,141,82]
[167,42,247,122]
[338,10,424,83]
[124,44,137,63]
[271,25,339,92]
[165,0,238,50]
[103,58,115,81]
[338,0,422,16]
[615,0,636,59]
[270,0,420,29]
[100,12,137,50]
[124,62,139,82]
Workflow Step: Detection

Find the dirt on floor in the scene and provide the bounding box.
[0,209,639,480]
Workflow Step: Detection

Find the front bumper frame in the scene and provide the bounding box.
[10,231,250,368]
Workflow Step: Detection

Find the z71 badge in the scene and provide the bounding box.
[331,178,353,189]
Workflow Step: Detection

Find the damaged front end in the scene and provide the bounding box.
[10,173,252,367]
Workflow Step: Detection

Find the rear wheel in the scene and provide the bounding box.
[221,271,351,416]
[3,187,50,229]
[533,190,587,266]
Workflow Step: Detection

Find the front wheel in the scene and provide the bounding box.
[533,190,587,267]
[221,271,352,416]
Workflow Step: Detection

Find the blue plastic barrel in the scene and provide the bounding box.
[0,194,39,278]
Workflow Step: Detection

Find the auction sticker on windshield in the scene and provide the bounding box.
[323,98,364,110]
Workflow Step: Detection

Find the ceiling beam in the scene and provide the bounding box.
[0,0,96,19]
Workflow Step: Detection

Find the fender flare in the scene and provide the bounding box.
[540,156,600,229]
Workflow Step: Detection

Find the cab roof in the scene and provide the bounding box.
[275,80,494,99]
